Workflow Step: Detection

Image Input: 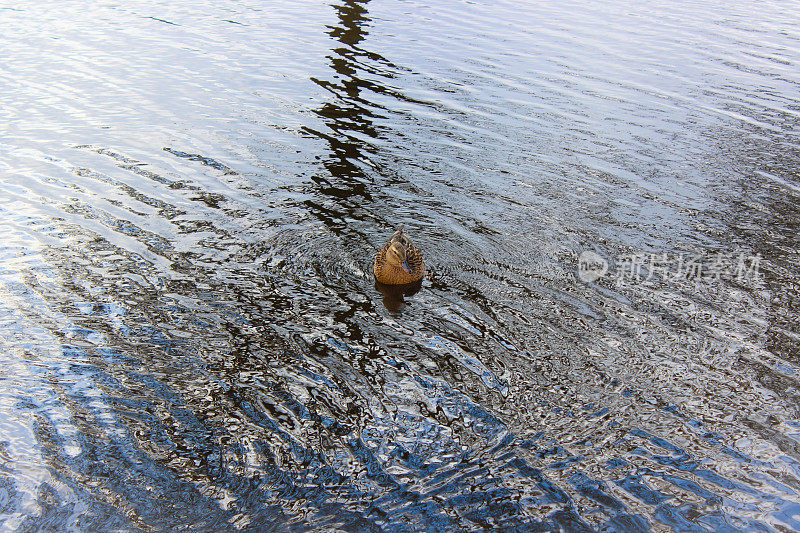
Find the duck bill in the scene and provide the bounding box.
[401,259,412,274]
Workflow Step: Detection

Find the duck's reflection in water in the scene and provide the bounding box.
[374,279,422,312]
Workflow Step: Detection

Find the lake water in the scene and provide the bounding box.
[2,0,800,531]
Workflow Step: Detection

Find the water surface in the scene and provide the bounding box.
[2,0,800,531]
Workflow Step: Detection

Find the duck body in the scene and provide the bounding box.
[373,228,425,285]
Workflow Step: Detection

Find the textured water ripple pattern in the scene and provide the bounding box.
[1,0,800,531]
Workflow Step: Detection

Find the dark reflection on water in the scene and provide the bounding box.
[375,280,423,313]
[2,0,800,531]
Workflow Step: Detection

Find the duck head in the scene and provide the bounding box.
[386,227,412,273]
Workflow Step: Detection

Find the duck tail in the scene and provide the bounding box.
[391,225,404,242]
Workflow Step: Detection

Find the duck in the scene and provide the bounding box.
[373,227,425,285]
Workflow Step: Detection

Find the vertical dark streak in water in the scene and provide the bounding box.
[302,0,380,237]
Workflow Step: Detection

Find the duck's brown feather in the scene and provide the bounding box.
[373,241,425,284]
